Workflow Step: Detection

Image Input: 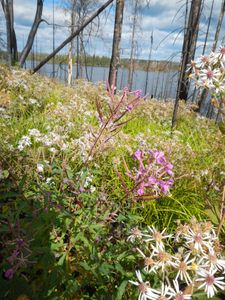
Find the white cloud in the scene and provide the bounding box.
[0,0,224,61]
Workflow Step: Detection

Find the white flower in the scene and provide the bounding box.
[127,228,143,242]
[29,98,37,105]
[196,268,225,298]
[28,128,41,137]
[129,270,159,300]
[37,163,44,173]
[150,245,178,272]
[175,252,195,285]
[18,136,31,151]
[136,248,156,273]
[90,186,96,193]
[183,228,213,253]
[153,282,173,299]
[198,251,225,273]
[145,226,173,250]
[49,147,57,153]
[168,280,192,300]
[46,178,52,184]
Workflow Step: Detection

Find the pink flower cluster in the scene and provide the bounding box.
[122,149,174,200]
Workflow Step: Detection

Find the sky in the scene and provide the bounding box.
[0,0,225,62]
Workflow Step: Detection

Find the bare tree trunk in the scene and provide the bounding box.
[79,31,84,78]
[108,0,125,89]
[172,0,202,127]
[127,0,138,90]
[1,0,18,65]
[19,0,43,66]
[68,5,75,86]
[178,0,202,101]
[33,0,114,74]
[212,0,225,51]
[196,0,214,112]
[144,31,153,95]
[68,44,73,85]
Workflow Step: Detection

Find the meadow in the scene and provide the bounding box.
[0,65,224,299]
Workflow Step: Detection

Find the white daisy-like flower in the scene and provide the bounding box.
[183,228,213,253]
[168,280,192,300]
[150,245,179,272]
[198,251,225,272]
[196,268,225,298]
[175,252,195,285]
[198,67,221,85]
[136,248,156,273]
[144,226,173,250]
[127,228,144,243]
[129,270,159,300]
[153,282,173,299]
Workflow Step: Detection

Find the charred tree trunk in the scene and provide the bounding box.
[178,0,202,101]
[1,0,18,65]
[19,0,43,66]
[108,0,125,89]
[172,0,202,127]
[212,0,225,51]
[144,31,153,95]
[127,0,138,90]
[199,0,225,116]
[197,0,215,112]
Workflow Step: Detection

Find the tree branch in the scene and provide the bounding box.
[32,0,114,74]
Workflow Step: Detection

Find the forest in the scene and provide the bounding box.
[0,0,225,299]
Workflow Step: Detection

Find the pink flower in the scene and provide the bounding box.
[4,268,14,280]
[134,149,142,161]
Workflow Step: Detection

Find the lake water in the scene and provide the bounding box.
[25,61,179,100]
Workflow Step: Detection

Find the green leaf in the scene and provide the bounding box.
[115,280,128,300]
[58,252,67,266]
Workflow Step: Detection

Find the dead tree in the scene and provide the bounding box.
[33,0,114,73]
[172,0,202,127]
[67,1,76,85]
[1,0,43,67]
[1,0,17,65]
[108,0,125,89]
[127,0,138,90]
[144,31,153,95]
[212,0,225,51]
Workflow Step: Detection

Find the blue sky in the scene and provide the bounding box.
[0,0,225,62]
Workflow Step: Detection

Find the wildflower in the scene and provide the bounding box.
[136,248,156,273]
[129,270,159,300]
[128,228,143,242]
[4,268,14,280]
[133,89,142,98]
[18,136,31,151]
[153,282,173,300]
[145,226,173,250]
[28,128,41,137]
[151,246,178,272]
[175,253,195,285]
[184,228,213,253]
[37,163,44,173]
[127,104,134,111]
[134,149,142,161]
[196,268,225,298]
[169,280,192,300]
[198,251,225,272]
